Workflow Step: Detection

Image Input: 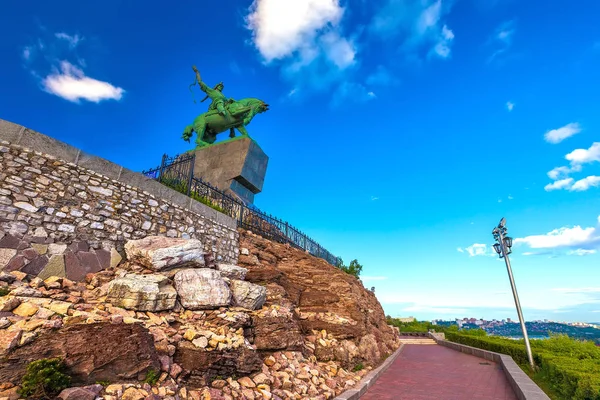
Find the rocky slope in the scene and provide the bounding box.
[0,231,399,400]
[237,230,399,368]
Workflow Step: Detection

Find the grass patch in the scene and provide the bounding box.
[143,369,160,386]
[159,177,226,214]
[352,362,364,372]
[0,287,10,297]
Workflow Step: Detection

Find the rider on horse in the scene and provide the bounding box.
[192,66,233,121]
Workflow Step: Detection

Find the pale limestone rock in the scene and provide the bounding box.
[48,243,68,256]
[229,279,267,310]
[192,336,208,348]
[174,269,231,310]
[106,274,177,312]
[0,296,20,312]
[217,264,248,280]
[12,302,40,317]
[124,236,205,270]
[0,329,22,354]
[0,248,17,271]
[37,254,66,281]
[31,243,48,255]
[110,248,122,268]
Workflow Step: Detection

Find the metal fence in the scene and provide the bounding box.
[142,153,341,266]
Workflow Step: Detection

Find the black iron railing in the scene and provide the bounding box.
[142,153,341,266]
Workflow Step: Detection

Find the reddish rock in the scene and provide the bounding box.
[174,342,262,386]
[4,255,25,272]
[95,249,111,269]
[58,387,97,400]
[0,234,20,249]
[77,251,102,274]
[0,322,160,385]
[252,315,303,352]
[237,229,400,367]
[64,251,84,281]
[21,255,48,276]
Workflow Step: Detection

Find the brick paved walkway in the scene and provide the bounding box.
[361,344,518,400]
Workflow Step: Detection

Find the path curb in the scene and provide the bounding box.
[332,343,405,400]
[430,334,550,400]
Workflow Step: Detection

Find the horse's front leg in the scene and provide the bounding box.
[236,124,249,137]
[194,121,209,148]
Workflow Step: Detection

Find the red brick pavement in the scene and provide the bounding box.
[361,344,518,400]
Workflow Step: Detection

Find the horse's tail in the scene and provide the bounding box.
[182,125,194,142]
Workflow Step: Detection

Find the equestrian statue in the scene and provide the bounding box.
[182,65,269,148]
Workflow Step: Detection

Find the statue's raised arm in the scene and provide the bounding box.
[192,65,210,93]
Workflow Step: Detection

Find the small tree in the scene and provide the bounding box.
[19,358,71,399]
[337,259,363,278]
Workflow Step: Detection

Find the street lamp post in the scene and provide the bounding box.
[492,217,536,370]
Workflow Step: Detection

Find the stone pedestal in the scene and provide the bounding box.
[192,137,268,204]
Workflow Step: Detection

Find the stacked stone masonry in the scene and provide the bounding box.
[0,119,239,280]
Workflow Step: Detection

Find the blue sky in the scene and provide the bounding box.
[1,0,599,323]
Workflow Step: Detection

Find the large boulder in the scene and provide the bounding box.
[124,236,205,271]
[174,269,231,310]
[216,264,248,280]
[0,323,160,385]
[106,274,177,311]
[229,280,267,310]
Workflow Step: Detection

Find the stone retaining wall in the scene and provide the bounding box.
[0,118,239,280]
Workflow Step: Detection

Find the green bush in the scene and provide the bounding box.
[19,358,71,399]
[445,332,600,400]
[0,287,9,296]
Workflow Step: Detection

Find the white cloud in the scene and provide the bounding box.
[54,32,83,49]
[432,24,454,58]
[547,165,582,180]
[506,101,514,111]
[245,0,353,67]
[544,178,574,191]
[566,249,597,256]
[514,217,600,251]
[544,122,582,144]
[507,195,514,200]
[370,0,455,60]
[565,142,600,165]
[488,20,516,63]
[43,61,124,103]
[22,47,32,61]
[457,243,497,257]
[570,176,600,191]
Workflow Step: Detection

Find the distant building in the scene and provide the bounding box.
[396,316,416,323]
